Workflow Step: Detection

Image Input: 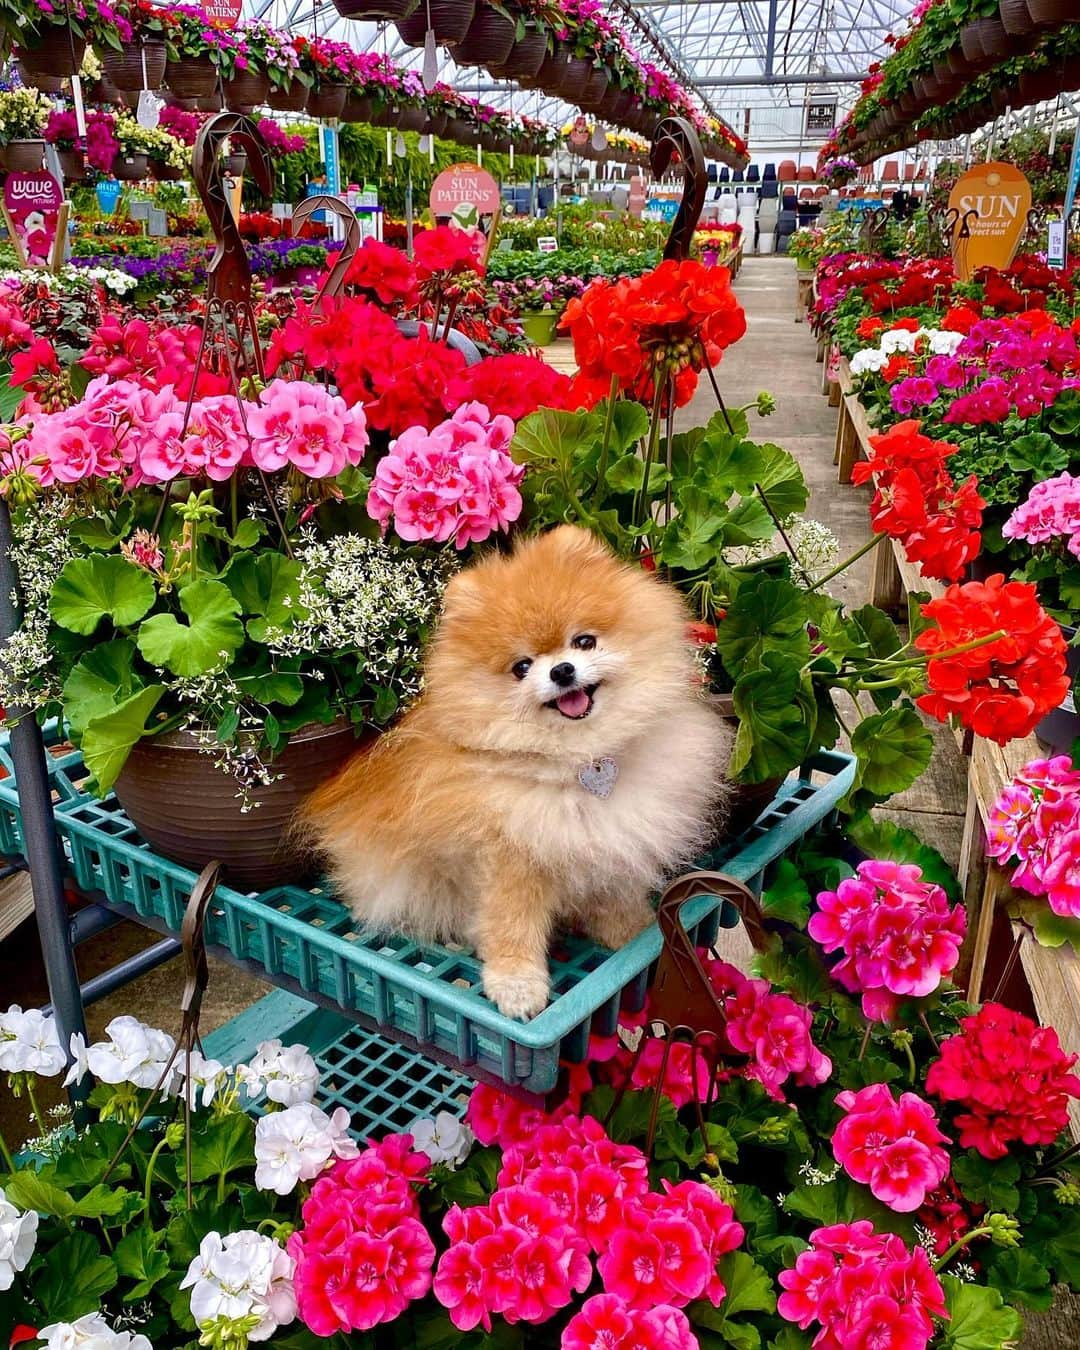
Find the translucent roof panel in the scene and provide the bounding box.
[250,0,912,152]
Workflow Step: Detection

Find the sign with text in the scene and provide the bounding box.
[322,125,341,197]
[197,0,242,24]
[1048,217,1067,270]
[3,171,63,268]
[805,97,837,136]
[536,236,558,253]
[947,161,1032,279]
[429,163,500,227]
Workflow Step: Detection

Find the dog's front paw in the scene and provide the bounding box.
[483,965,550,1020]
[588,900,655,951]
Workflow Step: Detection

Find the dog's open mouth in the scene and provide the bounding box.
[547,683,599,719]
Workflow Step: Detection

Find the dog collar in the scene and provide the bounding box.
[578,757,618,798]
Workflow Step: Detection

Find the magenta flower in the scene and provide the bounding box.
[832,1083,950,1212]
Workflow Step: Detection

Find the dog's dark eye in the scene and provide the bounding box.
[571,634,596,651]
[511,658,533,680]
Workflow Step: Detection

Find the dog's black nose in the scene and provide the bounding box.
[550,662,577,687]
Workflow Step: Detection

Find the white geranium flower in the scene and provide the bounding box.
[880,327,920,355]
[0,1186,37,1290]
[409,1111,475,1169]
[0,1005,66,1076]
[254,1101,358,1195]
[173,1050,228,1108]
[37,1312,152,1350]
[926,328,965,355]
[239,1039,319,1106]
[849,347,888,376]
[180,1230,296,1341]
[67,1016,175,1090]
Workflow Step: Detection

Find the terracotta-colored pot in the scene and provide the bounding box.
[114,721,363,893]
[112,151,149,180]
[2,140,44,173]
[396,0,476,45]
[222,70,269,112]
[166,57,218,100]
[101,40,167,92]
[306,82,347,119]
[267,80,309,112]
[450,5,516,66]
[332,0,418,17]
[18,27,85,77]
[489,31,548,81]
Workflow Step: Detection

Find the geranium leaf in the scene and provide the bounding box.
[716,576,810,673]
[845,814,961,901]
[952,1151,1021,1212]
[223,552,306,643]
[1010,897,1080,953]
[187,1112,255,1184]
[80,685,164,795]
[761,858,812,927]
[767,1332,814,1350]
[609,398,650,453]
[115,1225,170,1300]
[3,1170,76,1217]
[136,579,244,677]
[845,705,934,809]
[986,1248,1054,1312]
[512,406,600,471]
[940,1276,1024,1350]
[34,1231,118,1322]
[748,442,810,522]
[49,555,156,635]
[730,654,814,782]
[1004,432,1069,480]
[61,638,142,737]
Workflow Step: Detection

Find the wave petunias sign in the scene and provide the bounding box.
[429,164,500,226]
[3,171,63,268]
[948,162,1032,280]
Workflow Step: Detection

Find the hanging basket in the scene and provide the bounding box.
[225,152,247,176]
[397,104,428,132]
[306,82,347,119]
[17,26,85,77]
[222,69,270,112]
[151,159,184,181]
[424,109,449,137]
[1017,65,1063,107]
[449,6,516,66]
[165,56,218,100]
[112,151,149,180]
[2,140,44,173]
[15,61,62,94]
[342,92,375,122]
[114,721,361,893]
[998,0,1035,35]
[101,40,167,92]
[1026,0,1075,21]
[990,85,1012,115]
[444,115,474,144]
[331,0,419,18]
[267,80,309,112]
[396,0,476,46]
[197,92,224,112]
[958,20,995,68]
[522,46,566,91]
[368,98,397,127]
[56,146,85,180]
[488,30,548,81]
[579,65,610,113]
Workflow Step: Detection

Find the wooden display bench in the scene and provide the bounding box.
[796,272,813,323]
[823,362,1080,1084]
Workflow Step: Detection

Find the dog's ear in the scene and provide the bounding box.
[440,566,485,618]
[541,523,613,562]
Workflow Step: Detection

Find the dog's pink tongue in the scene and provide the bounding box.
[556,688,590,718]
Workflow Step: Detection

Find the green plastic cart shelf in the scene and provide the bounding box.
[0,735,855,1096]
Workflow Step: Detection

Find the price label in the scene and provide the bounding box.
[537,236,558,253]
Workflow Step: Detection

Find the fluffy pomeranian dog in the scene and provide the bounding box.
[301,525,731,1020]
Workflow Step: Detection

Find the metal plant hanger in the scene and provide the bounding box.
[290,193,362,314]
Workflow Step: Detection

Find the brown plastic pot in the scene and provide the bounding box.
[222,70,269,111]
[444,115,475,143]
[267,80,309,112]
[342,93,374,122]
[557,54,598,101]
[1017,65,1063,106]
[424,110,449,137]
[524,45,570,92]
[226,152,247,176]
[999,0,1034,34]
[151,159,184,181]
[395,104,426,132]
[990,84,1012,114]
[1026,0,1076,21]
[56,146,85,179]
[396,0,476,45]
[489,30,548,81]
[114,721,363,893]
[166,57,218,100]
[332,0,419,17]
[450,6,516,66]
[17,61,62,93]
[307,82,347,119]
[579,65,610,113]
[18,27,85,77]
[112,151,149,180]
[2,140,44,173]
[102,40,167,92]
[197,92,224,112]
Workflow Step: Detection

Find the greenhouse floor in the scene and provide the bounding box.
[0,256,1076,1342]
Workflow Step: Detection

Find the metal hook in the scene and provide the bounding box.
[649,116,707,263]
[194,112,274,306]
[291,193,362,314]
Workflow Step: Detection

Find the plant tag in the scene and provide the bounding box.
[422,27,438,92]
[137,90,162,130]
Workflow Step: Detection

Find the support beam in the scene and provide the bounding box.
[763,0,779,79]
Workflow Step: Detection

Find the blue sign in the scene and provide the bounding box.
[95,180,121,216]
[322,125,341,197]
[1065,126,1080,228]
[646,197,678,222]
[304,180,326,224]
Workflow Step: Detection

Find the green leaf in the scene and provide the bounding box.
[136,578,244,677]
[1004,431,1069,480]
[747,441,810,523]
[661,488,730,571]
[372,684,400,723]
[716,576,810,673]
[67,500,134,548]
[0,374,24,419]
[604,454,671,496]
[187,1112,255,1185]
[846,705,934,809]
[767,1332,814,1350]
[940,1276,1024,1350]
[115,1225,170,1300]
[730,654,814,782]
[609,398,650,451]
[223,552,306,643]
[3,1169,76,1217]
[512,405,598,470]
[34,1231,118,1322]
[1010,896,1080,954]
[986,1248,1054,1312]
[718,1250,778,1318]
[952,1151,1021,1212]
[49,555,156,635]
[761,858,812,928]
[61,638,142,737]
[80,685,164,795]
[845,813,961,901]
[238,670,304,708]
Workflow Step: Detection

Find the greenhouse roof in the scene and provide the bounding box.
[249,0,914,155]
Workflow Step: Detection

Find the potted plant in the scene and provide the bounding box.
[303,36,352,120]
[42,107,85,181]
[396,0,477,46]
[96,0,172,92]
[215,21,273,112]
[787,226,824,273]
[163,9,220,101]
[0,87,51,172]
[111,112,156,179]
[331,0,420,21]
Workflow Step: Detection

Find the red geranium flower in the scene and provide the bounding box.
[856,317,886,340]
[345,238,419,309]
[915,575,1069,743]
[448,353,572,421]
[413,225,485,281]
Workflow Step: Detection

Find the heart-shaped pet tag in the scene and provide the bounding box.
[578,757,618,799]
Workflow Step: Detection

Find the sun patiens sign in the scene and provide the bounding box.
[429,164,500,228]
[947,162,1032,280]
